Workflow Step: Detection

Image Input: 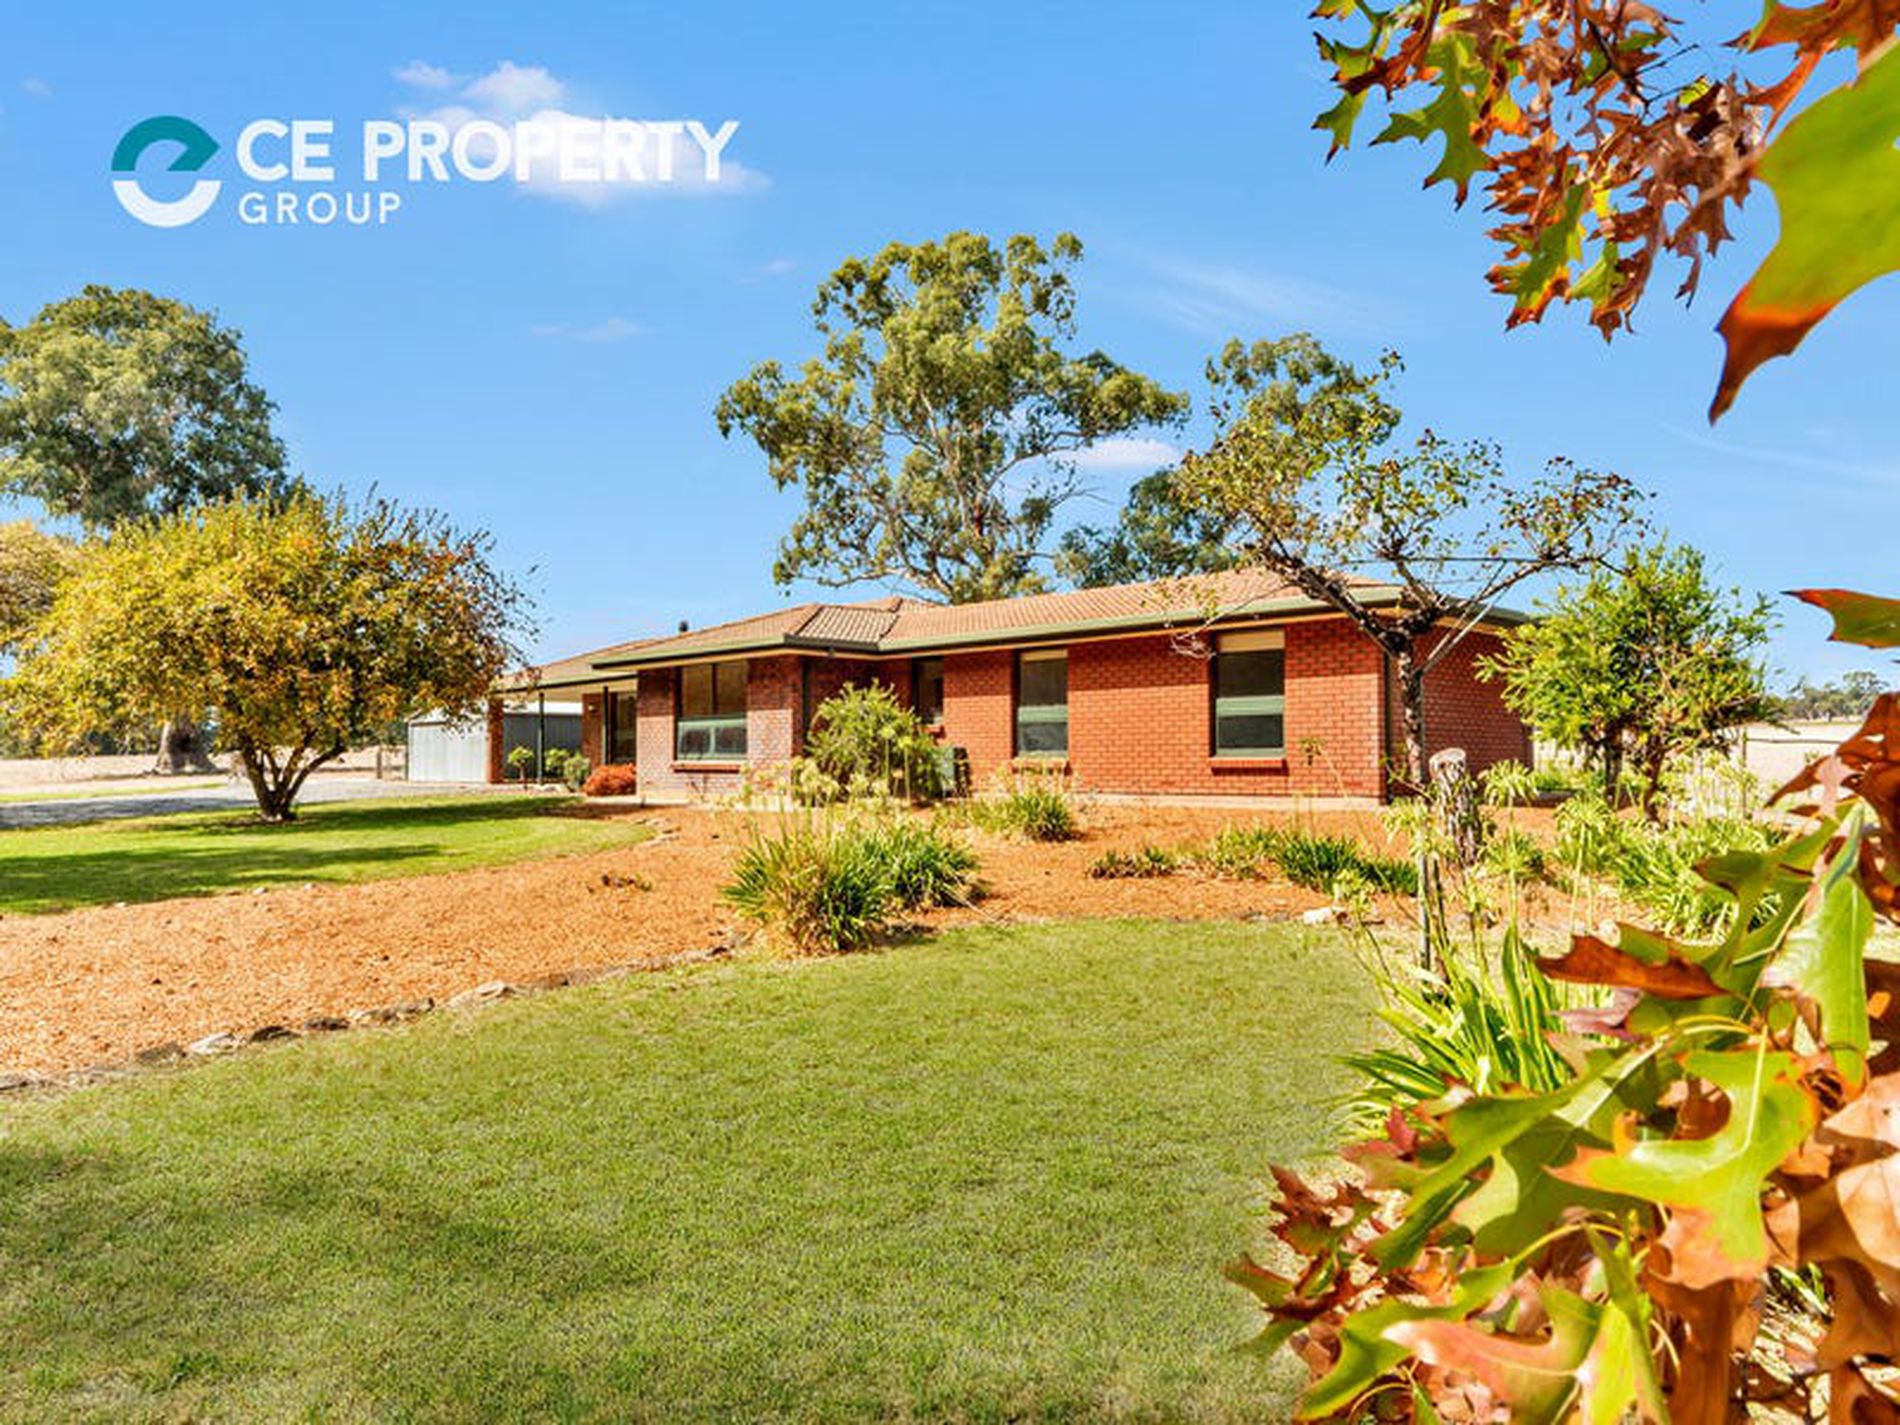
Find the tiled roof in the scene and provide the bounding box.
[523,570,1473,686]
[795,602,903,647]
[497,635,664,692]
[880,568,1325,647]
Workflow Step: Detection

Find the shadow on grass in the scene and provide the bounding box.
[0,797,610,915]
[0,840,444,914]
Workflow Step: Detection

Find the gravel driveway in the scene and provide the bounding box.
[0,776,459,829]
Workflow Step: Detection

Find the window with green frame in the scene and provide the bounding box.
[1015,650,1068,757]
[1213,631,1285,757]
[676,661,747,760]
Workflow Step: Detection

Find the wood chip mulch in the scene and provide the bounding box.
[0,802,1405,1079]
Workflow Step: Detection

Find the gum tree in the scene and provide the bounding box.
[0,286,292,769]
[715,231,1187,603]
[8,492,526,821]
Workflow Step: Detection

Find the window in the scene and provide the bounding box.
[676,661,748,760]
[1015,650,1068,757]
[913,657,945,726]
[1213,631,1286,757]
[607,689,639,763]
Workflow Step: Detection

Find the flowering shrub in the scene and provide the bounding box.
[581,762,636,797]
[804,683,944,802]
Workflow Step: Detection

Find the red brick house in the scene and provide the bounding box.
[488,570,1531,801]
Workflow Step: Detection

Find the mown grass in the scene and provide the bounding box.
[0,919,1370,1422]
[0,795,648,914]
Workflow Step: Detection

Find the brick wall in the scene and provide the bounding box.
[484,696,505,784]
[575,617,1526,802]
[1420,628,1532,775]
[636,669,676,782]
[630,656,808,797]
[1054,621,1384,798]
[940,649,1014,786]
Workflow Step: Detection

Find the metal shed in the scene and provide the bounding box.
[406,703,584,783]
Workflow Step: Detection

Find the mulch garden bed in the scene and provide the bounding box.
[0,802,1417,1079]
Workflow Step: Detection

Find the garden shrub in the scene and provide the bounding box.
[1195,825,1285,879]
[964,768,1078,841]
[1479,825,1547,883]
[1087,845,1179,879]
[722,819,895,956]
[1553,784,1774,935]
[544,747,591,790]
[1343,927,1571,1132]
[1262,831,1359,892]
[804,683,944,802]
[855,817,983,909]
[581,761,635,797]
[721,814,982,954]
[1194,824,1415,895]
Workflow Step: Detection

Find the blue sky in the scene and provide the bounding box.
[0,1,1890,683]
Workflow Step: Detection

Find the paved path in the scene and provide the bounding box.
[0,776,458,830]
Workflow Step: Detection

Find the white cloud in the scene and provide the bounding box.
[394,59,455,90]
[1140,255,1377,337]
[1068,437,1183,473]
[1661,421,1900,490]
[20,77,52,99]
[462,60,565,114]
[396,61,767,205]
[531,317,645,342]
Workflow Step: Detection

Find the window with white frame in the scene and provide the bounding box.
[1212,630,1285,758]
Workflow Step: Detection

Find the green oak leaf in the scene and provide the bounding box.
[1794,589,1900,649]
[1713,43,1900,417]
[1451,1058,1637,1257]
[1371,35,1489,200]
[1764,813,1873,1085]
[1557,1047,1817,1288]
[1386,1282,1663,1424]
[1297,1260,1518,1420]
[1370,1082,1591,1268]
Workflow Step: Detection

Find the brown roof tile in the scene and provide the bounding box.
[523,570,1422,684]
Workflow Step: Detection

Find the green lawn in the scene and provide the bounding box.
[0,919,1369,1423]
[0,795,649,914]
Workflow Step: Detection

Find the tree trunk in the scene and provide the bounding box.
[1600,739,1625,808]
[155,714,218,775]
[1638,743,1669,824]
[1394,646,1428,795]
[235,743,340,823]
[1428,747,1486,868]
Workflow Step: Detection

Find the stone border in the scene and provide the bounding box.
[0,941,735,1101]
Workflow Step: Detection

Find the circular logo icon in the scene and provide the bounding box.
[112,116,222,227]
